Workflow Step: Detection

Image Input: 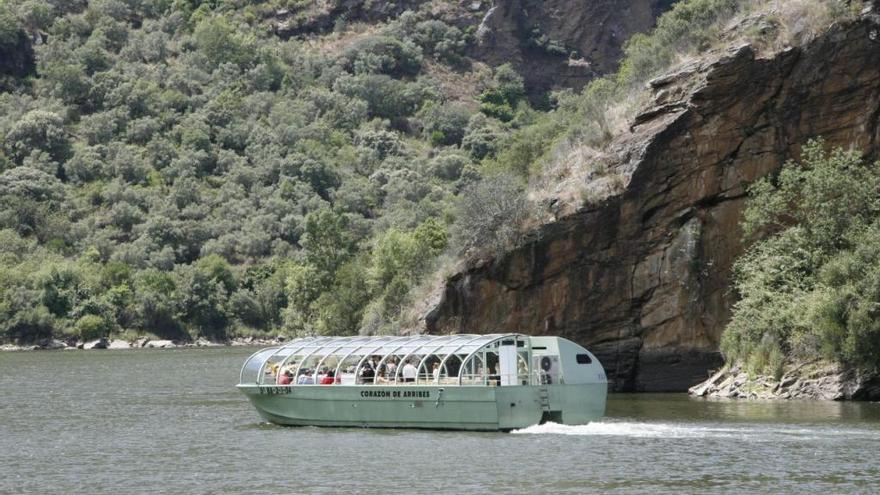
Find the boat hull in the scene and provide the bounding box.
[237,384,606,431]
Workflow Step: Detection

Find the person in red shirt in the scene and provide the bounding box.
[319,370,336,385]
[277,370,293,385]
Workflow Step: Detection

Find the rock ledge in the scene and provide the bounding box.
[689,361,880,401]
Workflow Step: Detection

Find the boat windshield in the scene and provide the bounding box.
[239,334,533,387]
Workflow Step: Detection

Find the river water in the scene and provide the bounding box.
[2,347,879,494]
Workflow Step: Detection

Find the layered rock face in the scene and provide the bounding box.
[426,15,880,392]
[271,0,674,97]
[474,0,675,97]
[690,362,880,401]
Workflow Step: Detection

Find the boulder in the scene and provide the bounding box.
[83,338,108,350]
[146,339,176,348]
[108,340,131,349]
[38,339,66,350]
[195,337,219,347]
[689,361,880,401]
[134,337,150,348]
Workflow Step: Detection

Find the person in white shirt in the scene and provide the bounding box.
[432,362,441,383]
[387,359,397,379]
[402,360,418,382]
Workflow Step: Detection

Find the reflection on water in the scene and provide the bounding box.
[607,393,880,424]
[2,348,879,495]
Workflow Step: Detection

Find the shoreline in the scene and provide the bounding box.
[0,336,286,352]
[689,361,880,401]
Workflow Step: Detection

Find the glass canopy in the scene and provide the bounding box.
[239,334,533,387]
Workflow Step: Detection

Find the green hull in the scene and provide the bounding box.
[238,384,606,431]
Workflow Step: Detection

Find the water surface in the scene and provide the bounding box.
[2,348,878,494]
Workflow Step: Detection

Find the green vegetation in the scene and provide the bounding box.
[0,0,539,343]
[722,140,880,372]
[483,0,748,183]
[0,0,863,344]
[487,0,862,190]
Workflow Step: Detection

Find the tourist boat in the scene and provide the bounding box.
[237,333,607,431]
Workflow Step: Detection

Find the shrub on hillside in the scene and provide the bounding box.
[478,63,525,122]
[417,102,470,146]
[4,110,71,165]
[74,313,113,341]
[340,35,423,77]
[723,139,880,371]
[451,174,531,255]
[0,2,22,47]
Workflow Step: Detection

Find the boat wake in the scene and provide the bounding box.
[511,421,877,440]
[511,421,744,438]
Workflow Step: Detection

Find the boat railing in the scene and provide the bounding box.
[457,372,532,386]
[254,369,563,387]
[253,369,565,387]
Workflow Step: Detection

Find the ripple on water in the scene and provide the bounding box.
[512,420,880,442]
[4,349,880,495]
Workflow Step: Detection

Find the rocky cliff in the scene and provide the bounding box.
[271,0,674,97]
[425,11,880,392]
[474,0,676,97]
[690,362,880,401]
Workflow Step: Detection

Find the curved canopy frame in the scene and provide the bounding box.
[436,334,492,384]
[352,336,412,383]
[239,334,529,387]
[263,337,333,384]
[391,335,447,383]
[456,334,530,385]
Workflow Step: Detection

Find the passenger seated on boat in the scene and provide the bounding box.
[319,370,336,385]
[277,370,293,385]
[360,362,375,383]
[386,359,397,378]
[402,360,417,383]
[488,366,500,387]
[266,362,279,377]
[297,370,315,385]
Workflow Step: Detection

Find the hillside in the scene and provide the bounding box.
[0,0,670,344]
[423,0,880,392]
[5,0,879,400]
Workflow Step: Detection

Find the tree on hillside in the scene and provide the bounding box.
[723,139,880,373]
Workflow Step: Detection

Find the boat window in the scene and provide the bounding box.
[240,347,279,384]
[336,354,365,385]
[459,354,485,385]
[442,355,462,380]
[576,354,592,364]
[485,351,499,386]
[517,352,530,385]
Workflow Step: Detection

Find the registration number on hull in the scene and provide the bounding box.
[259,386,292,395]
